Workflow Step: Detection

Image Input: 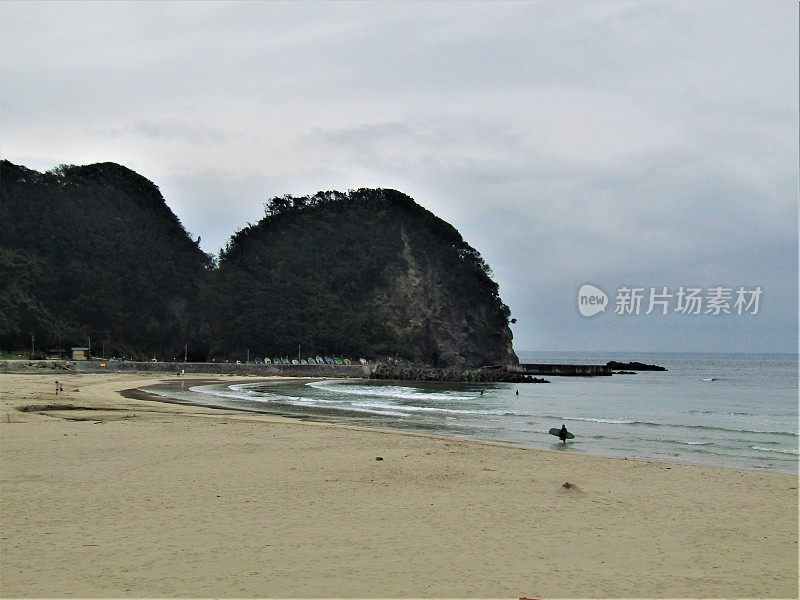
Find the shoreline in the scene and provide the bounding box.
[135,376,797,476]
[1,372,797,597]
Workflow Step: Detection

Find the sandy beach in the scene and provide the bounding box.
[1,371,797,598]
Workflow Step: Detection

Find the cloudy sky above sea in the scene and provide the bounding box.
[2,1,797,353]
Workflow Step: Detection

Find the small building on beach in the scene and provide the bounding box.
[71,347,89,360]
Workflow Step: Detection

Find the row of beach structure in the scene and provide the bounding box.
[256,356,368,366]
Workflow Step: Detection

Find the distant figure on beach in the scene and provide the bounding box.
[59,382,64,394]
[515,389,519,396]
[480,390,484,396]
[558,424,569,444]
[55,380,60,395]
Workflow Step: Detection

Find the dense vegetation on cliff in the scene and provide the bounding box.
[0,160,211,358]
[1,161,516,366]
[208,189,516,366]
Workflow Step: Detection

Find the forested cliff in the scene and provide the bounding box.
[208,188,517,367]
[0,160,210,358]
[1,161,517,367]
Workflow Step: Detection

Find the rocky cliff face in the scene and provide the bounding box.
[210,188,518,367]
[371,226,517,367]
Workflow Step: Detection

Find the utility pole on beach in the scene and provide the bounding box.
[31,334,35,357]
[247,348,250,363]
[298,344,301,362]
[184,344,187,362]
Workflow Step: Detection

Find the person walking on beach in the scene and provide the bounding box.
[55,380,60,395]
[59,382,64,394]
[558,424,569,444]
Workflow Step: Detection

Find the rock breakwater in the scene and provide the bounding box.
[371,363,548,383]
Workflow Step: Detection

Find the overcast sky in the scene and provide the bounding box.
[2,1,797,353]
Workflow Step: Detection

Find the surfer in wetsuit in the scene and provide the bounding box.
[558,424,569,444]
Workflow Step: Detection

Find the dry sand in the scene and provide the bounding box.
[1,371,797,598]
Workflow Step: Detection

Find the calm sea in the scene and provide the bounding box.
[146,352,799,474]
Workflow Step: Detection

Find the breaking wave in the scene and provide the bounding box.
[751,445,799,456]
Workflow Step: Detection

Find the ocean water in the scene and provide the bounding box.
[145,352,799,474]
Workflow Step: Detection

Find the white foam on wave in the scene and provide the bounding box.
[751,445,799,456]
[190,383,261,399]
[348,399,518,417]
[657,437,715,446]
[686,409,755,416]
[195,383,257,396]
[190,384,407,417]
[562,416,637,424]
[284,400,407,418]
[228,383,262,391]
[548,414,798,436]
[189,384,306,405]
[306,380,477,402]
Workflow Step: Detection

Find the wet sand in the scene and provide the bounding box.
[1,372,797,598]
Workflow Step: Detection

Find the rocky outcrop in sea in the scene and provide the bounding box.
[606,361,667,371]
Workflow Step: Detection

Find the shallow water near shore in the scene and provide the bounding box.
[145,351,798,474]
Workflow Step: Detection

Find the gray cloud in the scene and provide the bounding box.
[87,119,256,145]
[1,0,796,352]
